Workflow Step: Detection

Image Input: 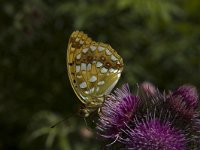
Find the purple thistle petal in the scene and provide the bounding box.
[96,84,139,143]
[124,119,186,150]
[167,85,199,119]
[140,81,156,95]
[172,85,198,109]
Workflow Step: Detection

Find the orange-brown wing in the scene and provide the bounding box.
[67,31,123,105]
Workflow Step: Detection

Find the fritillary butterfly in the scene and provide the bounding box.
[67,31,124,117]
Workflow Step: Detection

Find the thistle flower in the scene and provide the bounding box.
[125,119,186,150]
[96,83,200,149]
[96,84,139,143]
[167,85,199,118]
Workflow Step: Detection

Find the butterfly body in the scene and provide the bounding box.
[67,31,123,117]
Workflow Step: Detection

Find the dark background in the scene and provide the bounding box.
[0,0,200,149]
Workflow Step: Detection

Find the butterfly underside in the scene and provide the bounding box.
[67,31,123,117]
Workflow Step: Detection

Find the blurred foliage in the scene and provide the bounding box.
[0,0,200,149]
[24,111,98,150]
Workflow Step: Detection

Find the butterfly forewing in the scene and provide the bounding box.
[67,31,92,103]
[67,31,123,113]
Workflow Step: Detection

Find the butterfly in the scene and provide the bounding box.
[67,31,124,117]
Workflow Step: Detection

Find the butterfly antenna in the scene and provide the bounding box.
[51,113,75,128]
[83,117,88,127]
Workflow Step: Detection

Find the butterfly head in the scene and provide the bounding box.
[79,104,95,117]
